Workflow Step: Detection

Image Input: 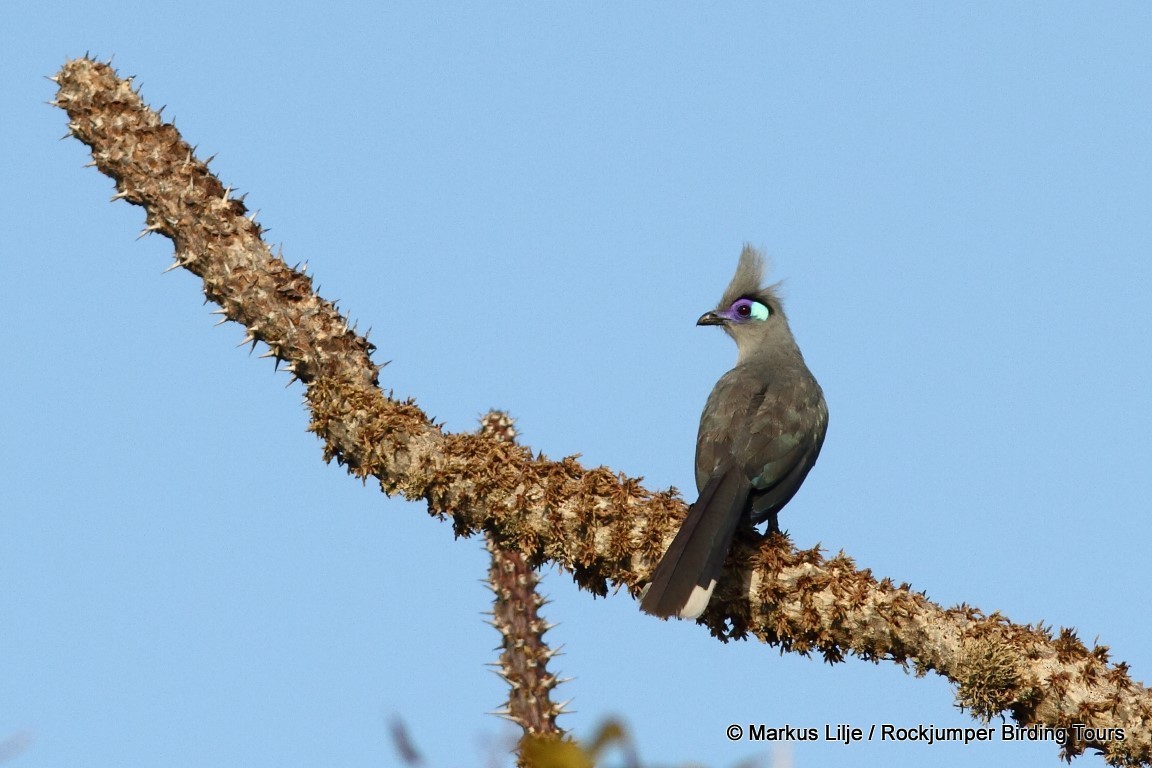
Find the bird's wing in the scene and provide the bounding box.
[742,380,828,524]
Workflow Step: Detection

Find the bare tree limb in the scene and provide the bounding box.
[51,56,1152,766]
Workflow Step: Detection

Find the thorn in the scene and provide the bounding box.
[236,332,256,349]
[110,190,129,202]
[221,186,231,201]
[213,316,229,327]
[204,153,217,165]
[162,261,182,274]
[46,74,60,83]
[83,160,97,168]
[136,222,165,240]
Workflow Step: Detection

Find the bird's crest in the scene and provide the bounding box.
[719,245,783,315]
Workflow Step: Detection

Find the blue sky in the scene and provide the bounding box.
[3,3,1150,767]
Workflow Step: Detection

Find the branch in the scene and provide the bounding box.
[480,410,569,749]
[52,56,1152,766]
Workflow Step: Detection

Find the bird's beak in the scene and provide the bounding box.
[697,311,726,326]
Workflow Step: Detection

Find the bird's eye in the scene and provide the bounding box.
[732,299,770,321]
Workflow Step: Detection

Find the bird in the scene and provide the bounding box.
[640,245,828,619]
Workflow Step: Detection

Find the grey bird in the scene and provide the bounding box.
[640,245,828,619]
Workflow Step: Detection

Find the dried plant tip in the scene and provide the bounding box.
[954,636,1023,721]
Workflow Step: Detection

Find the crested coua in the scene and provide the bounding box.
[640,246,828,619]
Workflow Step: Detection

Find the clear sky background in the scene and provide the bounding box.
[3,3,1150,767]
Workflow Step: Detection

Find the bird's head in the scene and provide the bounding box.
[699,245,799,362]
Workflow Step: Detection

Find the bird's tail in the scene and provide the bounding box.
[639,468,748,619]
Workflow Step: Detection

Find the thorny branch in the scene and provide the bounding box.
[479,410,569,753]
[52,56,1152,766]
